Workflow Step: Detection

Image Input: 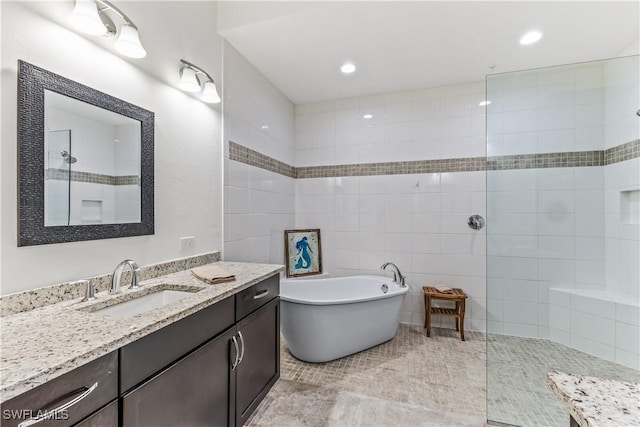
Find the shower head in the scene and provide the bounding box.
[61,150,77,164]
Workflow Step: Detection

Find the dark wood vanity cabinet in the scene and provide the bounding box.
[1,274,280,427]
[120,274,280,427]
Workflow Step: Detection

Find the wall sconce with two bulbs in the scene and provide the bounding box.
[68,0,146,58]
[178,59,221,104]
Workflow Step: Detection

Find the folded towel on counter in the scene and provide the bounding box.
[191,265,236,285]
[434,284,453,293]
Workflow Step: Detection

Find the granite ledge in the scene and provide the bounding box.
[547,370,640,427]
[0,261,283,402]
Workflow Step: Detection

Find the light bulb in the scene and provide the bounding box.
[179,68,200,93]
[68,0,108,36]
[201,81,221,104]
[340,62,356,74]
[520,31,543,45]
[114,25,146,58]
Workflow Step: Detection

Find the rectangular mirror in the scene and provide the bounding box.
[18,60,154,246]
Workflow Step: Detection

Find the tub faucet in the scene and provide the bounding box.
[110,259,140,294]
[381,262,407,287]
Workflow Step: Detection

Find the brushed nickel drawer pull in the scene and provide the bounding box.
[18,382,98,427]
[230,336,240,370]
[237,331,245,365]
[253,290,269,300]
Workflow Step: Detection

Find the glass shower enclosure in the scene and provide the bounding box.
[485,55,640,426]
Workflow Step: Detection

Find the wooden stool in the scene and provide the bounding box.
[423,286,468,341]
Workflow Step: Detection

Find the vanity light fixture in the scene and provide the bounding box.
[68,0,146,58]
[362,114,373,119]
[179,59,221,104]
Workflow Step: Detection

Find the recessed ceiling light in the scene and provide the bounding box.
[363,114,373,119]
[520,30,542,45]
[340,62,356,74]
[479,100,491,107]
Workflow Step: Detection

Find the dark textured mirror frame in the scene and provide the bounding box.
[17,60,155,246]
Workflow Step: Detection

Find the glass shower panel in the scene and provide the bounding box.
[486,56,640,427]
[44,129,72,226]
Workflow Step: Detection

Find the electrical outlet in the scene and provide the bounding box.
[180,236,195,255]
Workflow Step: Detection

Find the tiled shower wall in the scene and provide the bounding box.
[294,84,488,330]
[486,56,640,358]
[223,42,295,264]
[486,63,609,338]
[604,56,640,299]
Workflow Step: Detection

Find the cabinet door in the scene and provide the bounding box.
[73,400,118,427]
[122,327,236,427]
[235,297,280,427]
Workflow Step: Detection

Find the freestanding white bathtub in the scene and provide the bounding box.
[280,275,409,363]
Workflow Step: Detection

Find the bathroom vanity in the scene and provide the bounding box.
[0,259,282,427]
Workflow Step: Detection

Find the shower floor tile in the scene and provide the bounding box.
[487,334,640,427]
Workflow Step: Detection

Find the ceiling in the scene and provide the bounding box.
[218,1,640,105]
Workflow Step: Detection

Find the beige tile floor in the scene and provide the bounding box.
[247,324,487,427]
[247,324,640,427]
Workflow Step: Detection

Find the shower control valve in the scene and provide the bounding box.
[467,214,485,230]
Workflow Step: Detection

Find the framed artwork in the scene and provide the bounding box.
[284,229,322,278]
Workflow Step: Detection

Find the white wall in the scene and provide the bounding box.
[223,42,295,264]
[1,2,223,294]
[294,84,487,330]
[295,84,485,166]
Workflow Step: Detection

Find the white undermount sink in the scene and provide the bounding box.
[91,289,198,318]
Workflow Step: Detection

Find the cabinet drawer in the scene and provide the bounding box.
[0,352,117,427]
[120,295,234,392]
[235,274,279,321]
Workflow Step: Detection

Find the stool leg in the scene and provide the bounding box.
[455,301,459,331]
[424,293,428,329]
[426,295,432,337]
[460,299,466,341]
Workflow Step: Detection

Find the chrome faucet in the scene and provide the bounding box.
[109,259,140,294]
[380,262,407,287]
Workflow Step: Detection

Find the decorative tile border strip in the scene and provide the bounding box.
[229,141,296,178]
[229,139,639,179]
[604,139,640,165]
[46,168,140,186]
[486,150,604,171]
[297,157,486,178]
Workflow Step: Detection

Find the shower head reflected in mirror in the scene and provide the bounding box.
[61,150,77,164]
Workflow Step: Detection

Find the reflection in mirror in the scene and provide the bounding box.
[44,90,141,226]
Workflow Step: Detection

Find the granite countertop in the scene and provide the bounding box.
[547,371,640,427]
[0,261,283,402]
